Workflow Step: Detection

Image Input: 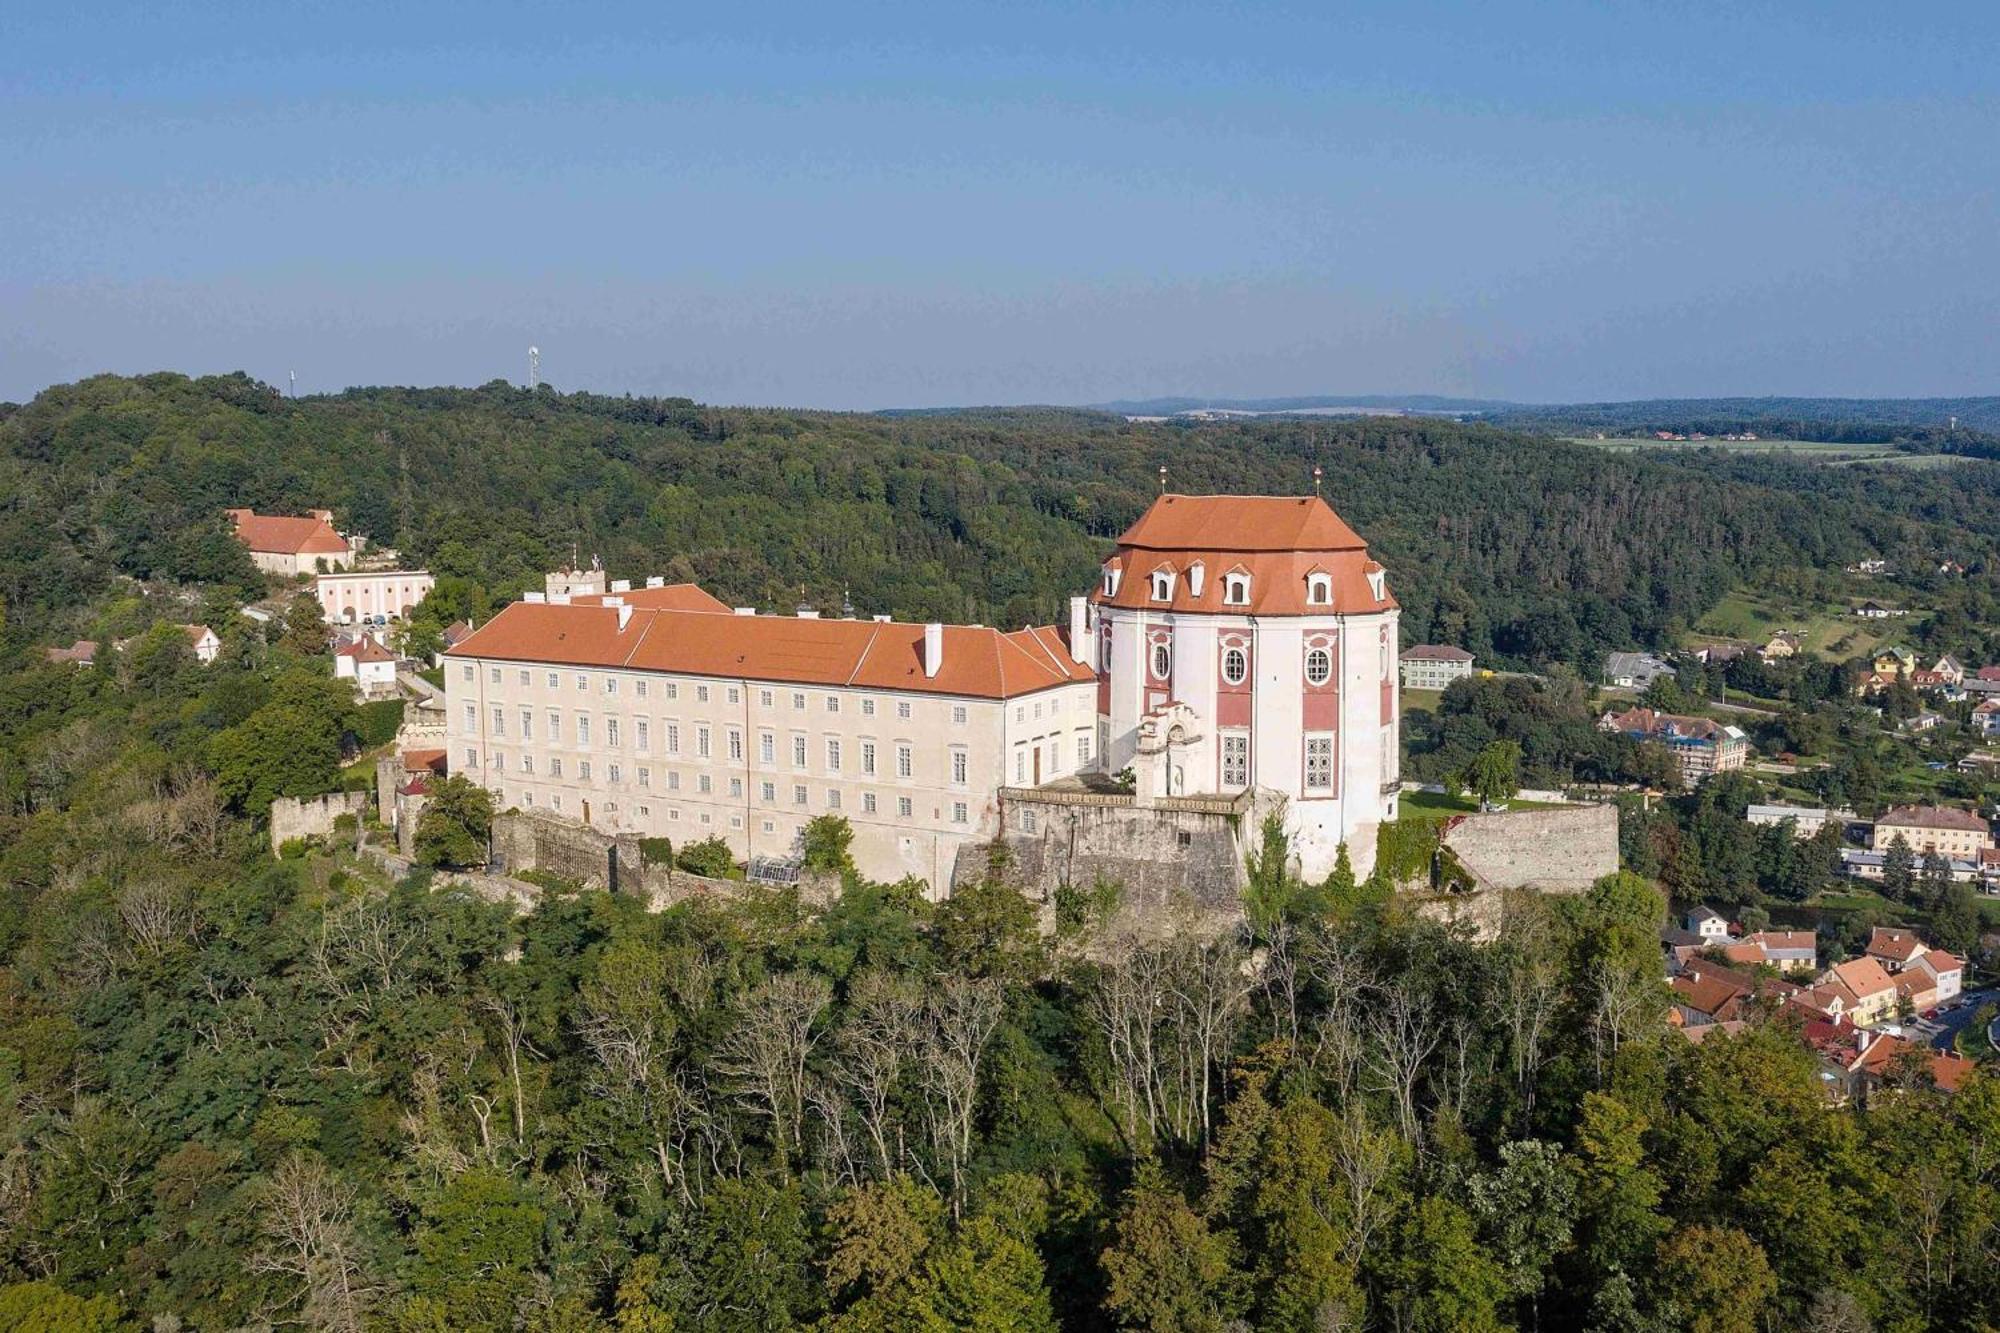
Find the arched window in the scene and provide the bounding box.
[1151,643,1172,680]
[1307,573,1332,606]
[1102,568,1121,597]
[1224,573,1250,605]
[1304,647,1333,686]
[1367,569,1386,601]
[1221,647,1248,685]
[1151,570,1175,602]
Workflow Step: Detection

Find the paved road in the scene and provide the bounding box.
[1923,988,1996,1053]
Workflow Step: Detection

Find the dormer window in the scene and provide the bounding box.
[1102,567,1121,597]
[1307,573,1333,606]
[1151,570,1175,602]
[1366,569,1387,601]
[1224,573,1251,606]
[1186,562,1206,598]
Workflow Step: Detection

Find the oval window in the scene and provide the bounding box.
[1221,647,1248,685]
[1151,643,1172,680]
[1304,647,1333,686]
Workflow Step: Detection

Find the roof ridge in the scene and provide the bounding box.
[847,624,881,686]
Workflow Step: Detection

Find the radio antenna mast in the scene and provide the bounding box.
[528,346,541,390]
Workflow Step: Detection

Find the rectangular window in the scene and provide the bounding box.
[728,729,743,762]
[730,777,743,798]
[759,732,775,764]
[952,704,967,725]
[576,673,588,692]
[1077,734,1092,766]
[518,669,530,686]
[636,679,648,699]
[698,774,712,794]
[520,708,533,740]
[666,682,678,699]
[577,715,591,745]
[862,698,876,717]
[605,677,618,696]
[607,718,620,748]
[667,723,680,754]
[462,665,474,682]
[952,749,968,786]
[761,781,776,802]
[546,671,558,688]
[491,706,505,735]
[697,726,711,759]
[728,686,740,704]
[763,820,776,834]
[897,745,913,779]
[898,797,913,818]
[862,741,877,776]
[827,739,842,772]
[667,771,679,790]
[794,784,808,806]
[826,695,839,713]
[761,689,774,707]
[521,755,533,774]
[828,789,842,810]
[1015,750,1026,783]
[637,719,649,751]
[579,760,592,780]
[463,704,476,730]
[609,763,621,783]
[953,802,968,824]
[898,701,912,720]
[464,746,478,767]
[793,692,807,710]
[639,767,650,788]
[697,684,710,703]
[863,792,877,814]
[490,667,501,684]
[551,757,563,777]
[1305,735,1334,792]
[1222,733,1249,787]
[548,709,560,739]
[792,735,807,767]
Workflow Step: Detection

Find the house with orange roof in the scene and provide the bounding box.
[335,636,399,697]
[1872,805,1993,859]
[226,507,353,577]
[1804,956,1902,1027]
[1721,930,1818,975]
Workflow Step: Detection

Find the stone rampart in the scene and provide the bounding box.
[269,791,369,856]
[1440,804,1620,894]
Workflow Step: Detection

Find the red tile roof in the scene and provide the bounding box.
[1829,956,1897,1000]
[44,639,98,664]
[402,749,448,773]
[1402,644,1474,662]
[1867,927,1927,964]
[1601,707,1732,743]
[1852,1034,1976,1092]
[572,584,733,613]
[447,600,1094,701]
[1095,494,1395,616]
[1878,805,1990,834]
[228,508,348,555]
[337,638,396,664]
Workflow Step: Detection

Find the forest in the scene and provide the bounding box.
[6,373,2000,675]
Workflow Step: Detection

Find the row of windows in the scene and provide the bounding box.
[486,774,972,827]
[461,709,969,779]
[1143,642,1334,686]
[1105,566,1336,606]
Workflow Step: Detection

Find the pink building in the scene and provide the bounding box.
[316,570,436,625]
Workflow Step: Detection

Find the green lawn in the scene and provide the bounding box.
[1400,789,1565,822]
[1563,437,1904,462]
[1690,585,1927,660]
[1403,688,1444,714]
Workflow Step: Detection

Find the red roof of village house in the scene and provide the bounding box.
[1402,644,1475,662]
[1852,1034,1976,1092]
[447,599,1094,701]
[1828,956,1898,1000]
[1878,804,1990,833]
[228,508,348,555]
[336,638,396,664]
[1095,494,1394,616]
[1867,927,1927,963]
[401,749,448,773]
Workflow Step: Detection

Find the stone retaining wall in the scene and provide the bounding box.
[269,791,370,856]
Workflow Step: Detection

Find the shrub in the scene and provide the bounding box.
[639,836,675,867]
[676,836,737,879]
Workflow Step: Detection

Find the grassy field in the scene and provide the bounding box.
[1690,585,1926,659]
[1563,437,1905,462]
[1400,789,1564,822]
[1402,687,1445,714]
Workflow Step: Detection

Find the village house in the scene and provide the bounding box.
[226,508,354,577]
[1798,956,1901,1027]
[1722,930,1819,975]
[1931,654,1967,685]
[1598,706,1748,784]
[43,639,98,667]
[1668,957,1801,1029]
[1840,848,1981,885]
[1871,805,1994,859]
[1398,644,1474,692]
[1975,699,2000,738]
[181,625,221,664]
[1758,630,1803,661]
[334,636,400,698]
[1745,802,1848,840]
[1795,1017,1975,1104]
[1864,927,1965,1005]
[1853,601,1905,620]
[1604,651,1675,690]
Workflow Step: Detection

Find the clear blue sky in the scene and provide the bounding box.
[4,1,1996,408]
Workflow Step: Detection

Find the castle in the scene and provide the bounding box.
[443,492,1399,893]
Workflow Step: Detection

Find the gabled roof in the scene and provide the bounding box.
[447,597,1094,701]
[1852,1034,1975,1092]
[1828,956,1897,1000]
[44,639,98,665]
[1401,644,1474,662]
[1866,927,1927,963]
[571,584,733,613]
[337,638,396,664]
[1916,948,1964,977]
[227,508,348,555]
[1114,493,1365,553]
[402,748,448,773]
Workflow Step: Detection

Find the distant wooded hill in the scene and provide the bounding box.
[5,372,1999,672]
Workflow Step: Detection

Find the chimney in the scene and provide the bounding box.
[1068,596,1093,667]
[645,576,664,589]
[610,578,631,593]
[924,622,944,678]
[734,607,757,616]
[873,614,892,624]
[797,609,820,619]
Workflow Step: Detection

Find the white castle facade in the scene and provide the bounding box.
[444,492,1399,891]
